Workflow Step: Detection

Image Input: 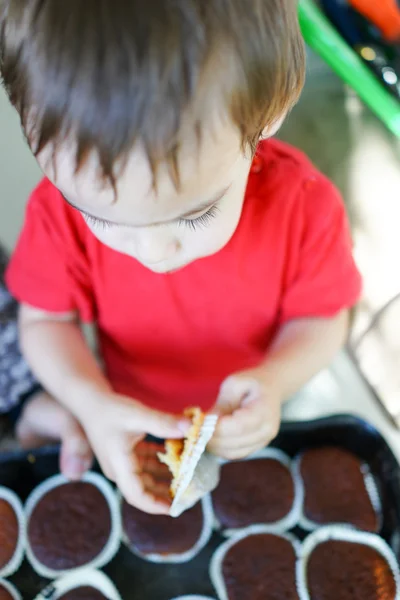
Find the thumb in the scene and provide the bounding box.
[133,405,190,440]
[216,372,261,414]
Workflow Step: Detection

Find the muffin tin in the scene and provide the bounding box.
[0,414,400,599]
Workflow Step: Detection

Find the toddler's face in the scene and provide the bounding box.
[38,121,254,273]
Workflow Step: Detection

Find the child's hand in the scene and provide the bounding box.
[208,368,282,460]
[80,392,189,514]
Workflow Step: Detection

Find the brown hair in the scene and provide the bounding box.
[0,0,305,187]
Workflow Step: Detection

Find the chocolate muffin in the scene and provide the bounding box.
[58,587,109,600]
[0,584,14,600]
[307,540,397,600]
[0,499,19,570]
[212,456,295,530]
[220,533,299,600]
[122,499,204,557]
[28,481,112,571]
[299,447,379,531]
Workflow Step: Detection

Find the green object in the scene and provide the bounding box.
[299,0,400,137]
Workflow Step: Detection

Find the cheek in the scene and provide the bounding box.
[182,202,243,258]
[85,224,126,249]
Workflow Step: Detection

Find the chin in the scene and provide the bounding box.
[142,261,190,274]
[142,245,226,273]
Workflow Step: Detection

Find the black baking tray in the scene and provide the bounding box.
[1,414,400,600]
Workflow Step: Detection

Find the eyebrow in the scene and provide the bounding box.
[62,186,230,228]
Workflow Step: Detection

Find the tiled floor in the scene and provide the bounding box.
[1,50,400,448]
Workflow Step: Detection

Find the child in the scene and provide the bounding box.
[0,0,361,514]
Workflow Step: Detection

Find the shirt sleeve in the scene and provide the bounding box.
[5,180,95,322]
[279,174,362,323]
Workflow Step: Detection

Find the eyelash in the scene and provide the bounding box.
[85,205,220,232]
[84,215,114,230]
[178,205,220,231]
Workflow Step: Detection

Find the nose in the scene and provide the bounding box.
[133,229,181,265]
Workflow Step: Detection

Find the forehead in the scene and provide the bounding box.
[38,118,243,225]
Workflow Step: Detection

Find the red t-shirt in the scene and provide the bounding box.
[6,140,362,413]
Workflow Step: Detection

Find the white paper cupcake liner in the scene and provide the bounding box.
[171,452,220,518]
[212,448,302,537]
[121,493,214,564]
[33,568,122,600]
[210,525,301,600]
[293,453,382,532]
[362,464,383,527]
[0,579,22,600]
[297,525,400,600]
[170,414,218,518]
[25,472,121,579]
[0,487,26,578]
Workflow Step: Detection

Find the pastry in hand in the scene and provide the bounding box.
[158,407,206,499]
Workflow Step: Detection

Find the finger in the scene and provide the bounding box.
[209,429,270,457]
[209,426,272,452]
[207,427,273,453]
[98,458,116,483]
[216,375,260,414]
[130,405,190,440]
[214,401,265,439]
[114,451,171,515]
[118,470,169,513]
[214,443,266,461]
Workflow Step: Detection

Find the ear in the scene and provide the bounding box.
[261,113,287,139]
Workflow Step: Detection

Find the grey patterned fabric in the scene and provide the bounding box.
[0,246,37,413]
